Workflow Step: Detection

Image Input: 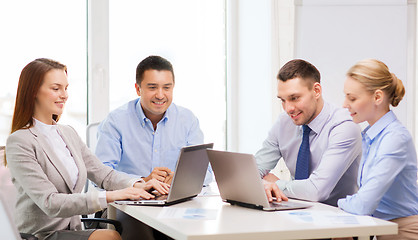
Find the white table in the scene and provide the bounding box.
[108,194,397,240]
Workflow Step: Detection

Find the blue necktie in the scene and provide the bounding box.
[295,125,311,180]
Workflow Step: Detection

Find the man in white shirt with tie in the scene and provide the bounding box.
[256,59,362,206]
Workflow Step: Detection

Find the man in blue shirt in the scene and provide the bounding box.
[96,55,213,185]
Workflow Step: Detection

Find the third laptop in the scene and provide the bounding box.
[207,149,312,211]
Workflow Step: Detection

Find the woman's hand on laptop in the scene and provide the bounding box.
[142,179,170,195]
[262,179,288,202]
[106,187,155,202]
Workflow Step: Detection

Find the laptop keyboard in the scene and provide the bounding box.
[270,201,306,208]
[270,201,284,206]
[152,192,168,200]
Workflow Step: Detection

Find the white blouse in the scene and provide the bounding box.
[33,118,79,188]
[33,119,108,208]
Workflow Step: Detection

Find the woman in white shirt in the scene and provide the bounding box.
[338,59,418,240]
[5,58,170,240]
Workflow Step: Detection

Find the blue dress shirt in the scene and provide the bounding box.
[95,98,213,185]
[255,102,362,206]
[338,111,418,220]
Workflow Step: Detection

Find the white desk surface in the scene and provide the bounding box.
[108,192,397,240]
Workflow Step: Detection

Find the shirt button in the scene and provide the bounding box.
[154,149,157,152]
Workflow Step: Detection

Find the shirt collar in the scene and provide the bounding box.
[33,118,57,133]
[135,98,170,128]
[362,110,397,141]
[305,101,329,135]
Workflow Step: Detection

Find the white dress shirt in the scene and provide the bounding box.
[255,102,362,206]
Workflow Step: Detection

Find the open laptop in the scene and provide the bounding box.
[207,149,312,211]
[115,143,214,206]
[0,194,21,240]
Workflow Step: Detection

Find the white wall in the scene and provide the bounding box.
[294,0,416,138]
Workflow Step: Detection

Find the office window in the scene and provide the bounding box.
[109,0,226,149]
[0,1,87,145]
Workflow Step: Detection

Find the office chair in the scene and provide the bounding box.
[84,122,100,193]
[81,122,124,234]
[1,147,38,240]
[0,194,38,240]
